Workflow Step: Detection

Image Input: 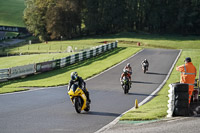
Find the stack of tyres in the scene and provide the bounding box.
[172,83,189,116]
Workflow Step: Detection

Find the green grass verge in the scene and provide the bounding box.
[0,39,104,56]
[5,40,100,54]
[0,0,25,27]
[2,32,200,55]
[120,49,200,121]
[0,53,75,69]
[105,32,200,49]
[0,47,141,93]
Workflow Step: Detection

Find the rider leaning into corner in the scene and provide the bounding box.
[123,63,132,75]
[120,64,132,87]
[141,59,149,70]
[68,72,91,103]
[120,69,131,82]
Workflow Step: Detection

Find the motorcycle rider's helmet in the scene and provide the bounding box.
[145,59,147,61]
[184,57,191,62]
[127,63,130,67]
[71,72,78,81]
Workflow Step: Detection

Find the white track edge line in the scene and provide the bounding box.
[94,49,182,133]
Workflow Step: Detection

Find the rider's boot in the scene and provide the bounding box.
[85,91,91,104]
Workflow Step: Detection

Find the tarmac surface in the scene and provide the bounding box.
[0,48,188,133]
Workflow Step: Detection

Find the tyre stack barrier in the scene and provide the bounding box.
[167,83,189,117]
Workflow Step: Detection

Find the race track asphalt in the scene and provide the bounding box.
[0,48,180,133]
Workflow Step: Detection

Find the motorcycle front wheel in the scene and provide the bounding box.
[123,85,126,94]
[124,85,129,94]
[144,69,146,73]
[75,97,82,113]
[143,66,147,73]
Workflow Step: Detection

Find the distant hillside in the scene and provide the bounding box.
[0,0,25,27]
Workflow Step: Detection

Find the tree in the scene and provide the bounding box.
[46,0,82,39]
[24,0,83,41]
[84,0,102,34]
[24,0,49,41]
[24,0,200,40]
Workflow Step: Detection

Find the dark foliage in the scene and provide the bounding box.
[24,0,200,41]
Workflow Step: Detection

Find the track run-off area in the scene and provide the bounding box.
[0,49,180,133]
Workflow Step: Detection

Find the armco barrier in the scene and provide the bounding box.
[55,41,118,69]
[0,69,9,82]
[36,59,60,72]
[0,41,118,81]
[9,64,36,79]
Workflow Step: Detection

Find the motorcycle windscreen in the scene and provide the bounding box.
[123,76,128,81]
[143,63,148,66]
[71,84,78,93]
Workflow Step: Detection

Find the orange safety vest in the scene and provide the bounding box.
[176,62,196,91]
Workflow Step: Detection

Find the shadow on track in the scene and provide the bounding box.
[84,111,120,117]
[132,81,159,84]
[127,92,157,97]
[146,72,167,75]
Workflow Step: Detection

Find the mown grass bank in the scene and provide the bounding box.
[0,0,25,27]
[2,32,200,55]
[108,33,200,49]
[1,40,101,55]
[0,53,75,69]
[0,47,141,93]
[120,49,200,120]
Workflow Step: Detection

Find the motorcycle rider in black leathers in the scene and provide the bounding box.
[68,72,91,103]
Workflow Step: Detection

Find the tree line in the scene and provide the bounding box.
[24,0,200,41]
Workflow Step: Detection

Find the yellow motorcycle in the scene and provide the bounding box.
[68,84,90,113]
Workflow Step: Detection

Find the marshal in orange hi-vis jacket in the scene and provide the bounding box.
[176,57,197,104]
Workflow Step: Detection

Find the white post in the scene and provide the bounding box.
[167,84,175,117]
